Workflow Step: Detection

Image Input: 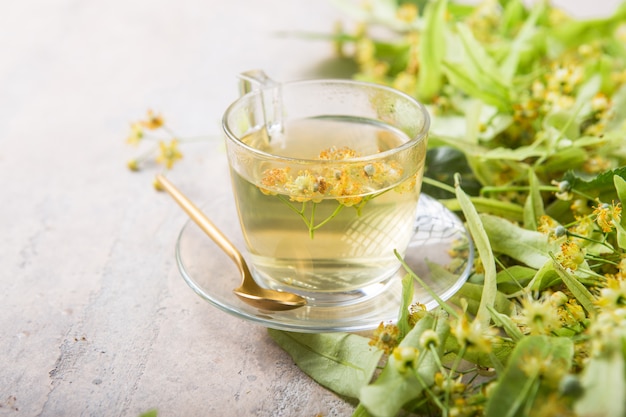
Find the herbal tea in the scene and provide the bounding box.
[230,117,427,302]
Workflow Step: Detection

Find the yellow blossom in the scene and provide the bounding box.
[516,296,562,335]
[127,159,140,171]
[391,346,419,373]
[596,278,626,309]
[555,240,585,271]
[593,201,622,232]
[369,322,400,354]
[156,139,183,169]
[260,168,289,195]
[141,109,164,130]
[451,314,497,354]
[126,122,144,146]
[318,146,360,160]
[396,3,418,23]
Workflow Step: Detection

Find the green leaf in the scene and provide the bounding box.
[398,273,414,339]
[359,312,449,417]
[268,330,383,399]
[614,175,626,249]
[496,265,536,294]
[485,336,574,417]
[575,349,626,417]
[562,166,626,201]
[417,0,447,101]
[548,3,626,48]
[549,253,597,316]
[351,403,373,417]
[449,282,514,317]
[455,176,498,327]
[488,305,524,342]
[440,196,525,222]
[499,2,543,82]
[527,259,561,292]
[481,214,557,269]
[523,168,545,231]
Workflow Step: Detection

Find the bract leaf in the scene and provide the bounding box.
[485,336,574,417]
[417,0,447,101]
[455,177,497,326]
[549,253,597,316]
[398,273,414,339]
[359,311,449,417]
[575,349,626,417]
[480,214,556,269]
[614,175,626,249]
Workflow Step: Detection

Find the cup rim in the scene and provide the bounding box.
[222,78,430,164]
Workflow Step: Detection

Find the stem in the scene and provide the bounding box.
[423,177,456,194]
[277,195,312,229]
[309,202,317,239]
[312,202,344,231]
[480,185,556,196]
[567,231,616,252]
[443,346,466,417]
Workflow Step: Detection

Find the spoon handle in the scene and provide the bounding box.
[155,174,246,269]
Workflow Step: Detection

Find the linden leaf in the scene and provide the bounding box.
[562,166,626,201]
[267,330,383,399]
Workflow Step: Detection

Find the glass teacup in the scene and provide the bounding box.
[222,70,430,306]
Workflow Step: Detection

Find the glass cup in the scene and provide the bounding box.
[222,70,430,306]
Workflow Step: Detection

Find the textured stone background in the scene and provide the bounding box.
[0,0,620,416]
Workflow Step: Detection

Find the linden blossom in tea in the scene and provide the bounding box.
[229,117,426,302]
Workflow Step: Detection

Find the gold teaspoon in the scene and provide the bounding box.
[155,174,307,311]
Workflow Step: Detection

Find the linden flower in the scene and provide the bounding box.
[518,353,568,388]
[287,171,325,203]
[369,322,400,354]
[537,215,566,242]
[592,201,622,232]
[318,146,360,161]
[156,139,183,169]
[596,278,626,310]
[396,3,418,22]
[516,296,562,335]
[126,122,144,146]
[141,109,164,130]
[260,167,290,196]
[583,156,612,174]
[567,216,594,244]
[555,240,585,271]
[587,309,626,356]
[329,169,364,206]
[451,315,497,354]
[391,346,420,373]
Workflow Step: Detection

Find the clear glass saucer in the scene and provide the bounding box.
[175,193,473,333]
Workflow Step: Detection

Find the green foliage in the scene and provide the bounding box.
[266,1,626,416]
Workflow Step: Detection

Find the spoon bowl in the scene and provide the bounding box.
[155,174,307,311]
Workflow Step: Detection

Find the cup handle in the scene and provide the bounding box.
[237,70,283,138]
[238,69,278,96]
